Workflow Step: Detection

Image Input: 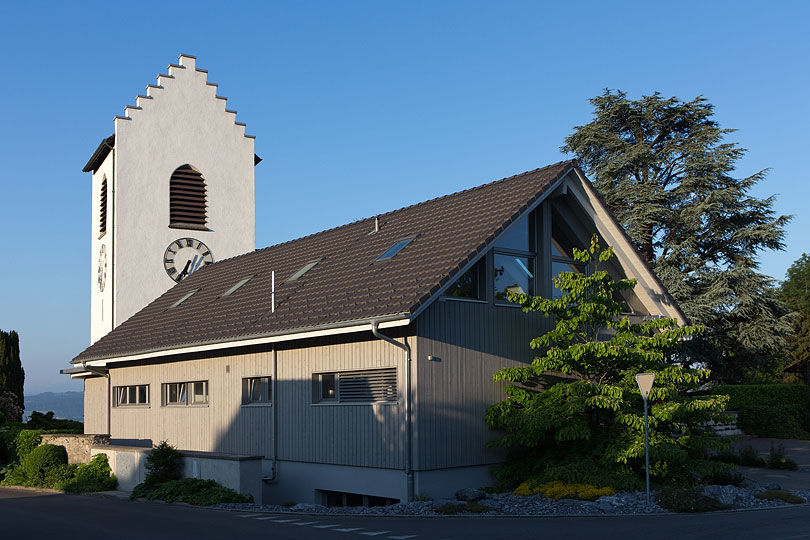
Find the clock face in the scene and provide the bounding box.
[164,238,214,282]
[97,244,107,292]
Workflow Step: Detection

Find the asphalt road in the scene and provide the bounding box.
[1,487,809,540]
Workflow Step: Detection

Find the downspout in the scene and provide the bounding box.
[263,345,279,483]
[82,362,110,435]
[371,321,413,502]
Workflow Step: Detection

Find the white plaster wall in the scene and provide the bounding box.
[90,153,115,344]
[111,55,255,330]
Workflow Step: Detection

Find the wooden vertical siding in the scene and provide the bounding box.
[105,348,275,455]
[414,298,551,470]
[84,376,108,434]
[94,332,406,469]
[276,334,405,470]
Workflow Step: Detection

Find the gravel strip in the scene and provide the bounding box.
[213,486,810,516]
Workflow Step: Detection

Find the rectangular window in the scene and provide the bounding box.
[494,254,534,302]
[313,368,397,404]
[113,384,149,407]
[163,380,207,406]
[242,376,272,404]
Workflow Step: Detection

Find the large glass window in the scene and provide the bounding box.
[242,376,272,404]
[162,380,207,406]
[113,384,149,407]
[494,211,536,303]
[550,211,586,299]
[445,258,486,300]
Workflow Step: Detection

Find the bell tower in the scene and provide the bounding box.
[83,54,257,344]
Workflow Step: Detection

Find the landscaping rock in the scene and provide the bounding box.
[765,482,782,490]
[702,485,739,506]
[455,488,486,501]
[740,478,764,492]
[290,503,326,512]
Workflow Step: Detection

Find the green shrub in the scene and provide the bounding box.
[144,440,182,487]
[755,490,806,504]
[0,464,30,486]
[514,480,615,500]
[768,443,799,471]
[25,411,83,433]
[714,385,810,439]
[54,454,117,493]
[133,478,252,505]
[738,445,767,467]
[701,470,744,487]
[655,487,729,513]
[20,444,67,486]
[14,430,44,461]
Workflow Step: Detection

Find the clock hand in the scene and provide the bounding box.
[178,259,192,280]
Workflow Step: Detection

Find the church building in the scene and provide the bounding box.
[64,55,685,506]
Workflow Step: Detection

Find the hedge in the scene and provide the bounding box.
[713,384,810,439]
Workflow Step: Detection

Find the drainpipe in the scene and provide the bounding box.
[262,346,279,483]
[371,321,413,502]
[82,362,110,435]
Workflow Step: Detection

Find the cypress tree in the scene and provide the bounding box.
[0,329,25,412]
[563,90,793,381]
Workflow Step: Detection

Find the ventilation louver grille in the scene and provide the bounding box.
[99,177,107,236]
[170,164,207,227]
[339,368,397,402]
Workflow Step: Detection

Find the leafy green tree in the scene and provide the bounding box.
[0,330,24,416]
[485,237,729,490]
[779,254,810,375]
[562,90,793,381]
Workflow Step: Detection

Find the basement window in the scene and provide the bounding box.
[313,368,397,404]
[113,384,149,407]
[376,235,417,261]
[318,489,399,508]
[286,259,321,282]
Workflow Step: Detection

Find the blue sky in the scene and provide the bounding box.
[1,1,808,395]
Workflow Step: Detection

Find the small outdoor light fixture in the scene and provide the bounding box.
[635,372,655,509]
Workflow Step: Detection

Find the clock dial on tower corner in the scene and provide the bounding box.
[164,238,214,282]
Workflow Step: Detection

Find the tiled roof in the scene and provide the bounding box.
[73,160,576,363]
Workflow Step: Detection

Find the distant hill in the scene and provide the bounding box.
[24,391,83,422]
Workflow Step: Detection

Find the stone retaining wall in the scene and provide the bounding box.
[40,434,110,464]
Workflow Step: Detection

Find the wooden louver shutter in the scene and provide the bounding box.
[99,177,107,236]
[170,164,207,227]
[338,368,397,402]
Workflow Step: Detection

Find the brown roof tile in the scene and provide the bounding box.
[73,160,575,363]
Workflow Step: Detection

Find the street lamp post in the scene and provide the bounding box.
[635,372,655,509]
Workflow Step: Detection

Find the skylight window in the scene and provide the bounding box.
[286,259,321,282]
[169,289,199,309]
[221,276,253,297]
[376,235,417,261]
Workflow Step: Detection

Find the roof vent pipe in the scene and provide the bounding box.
[374,216,380,234]
[271,271,275,313]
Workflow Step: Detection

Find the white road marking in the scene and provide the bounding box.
[270,519,300,523]
[291,521,318,526]
[312,524,341,528]
[359,532,391,537]
[236,514,262,518]
[254,517,277,520]
[334,527,364,532]
[388,536,417,539]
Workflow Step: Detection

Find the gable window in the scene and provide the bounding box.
[113,384,149,407]
[445,258,486,300]
[494,211,536,303]
[169,164,207,229]
[313,368,397,404]
[376,235,417,261]
[551,209,586,299]
[162,380,208,406]
[99,176,108,238]
[242,376,272,405]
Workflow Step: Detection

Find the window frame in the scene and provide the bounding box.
[162,380,208,407]
[493,211,537,305]
[112,384,150,407]
[312,368,398,406]
[242,376,272,406]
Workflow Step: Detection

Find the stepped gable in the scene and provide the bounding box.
[72,161,576,363]
[82,54,255,173]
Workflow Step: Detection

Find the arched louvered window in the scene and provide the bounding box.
[99,176,107,237]
[169,164,207,228]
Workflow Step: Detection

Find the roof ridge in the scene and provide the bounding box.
[243,160,577,258]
